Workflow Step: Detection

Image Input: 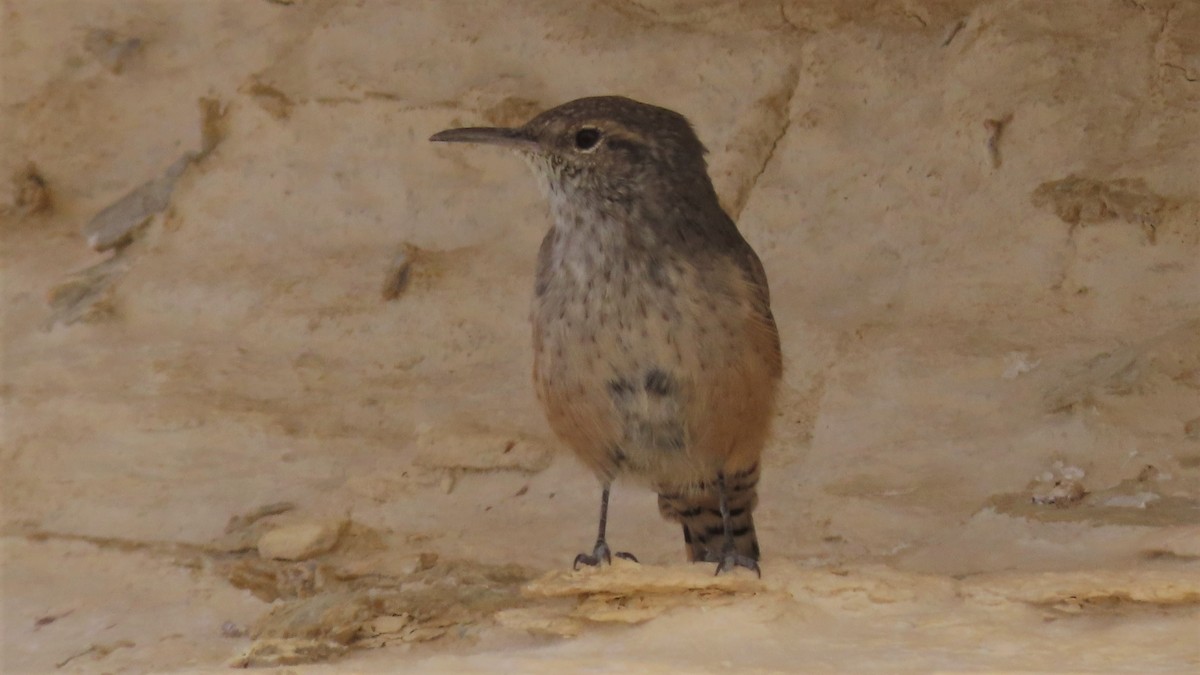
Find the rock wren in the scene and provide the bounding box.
[431,96,781,575]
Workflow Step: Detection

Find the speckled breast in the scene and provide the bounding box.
[529,222,778,489]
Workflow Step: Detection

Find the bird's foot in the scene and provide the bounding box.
[706,548,761,578]
[573,540,639,570]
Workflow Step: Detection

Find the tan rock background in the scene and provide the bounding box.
[3,0,1199,671]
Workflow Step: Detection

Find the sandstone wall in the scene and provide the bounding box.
[3,1,1198,671]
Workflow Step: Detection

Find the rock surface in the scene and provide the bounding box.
[2,0,1199,672]
[257,521,345,561]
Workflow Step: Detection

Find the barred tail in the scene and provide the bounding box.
[657,465,760,562]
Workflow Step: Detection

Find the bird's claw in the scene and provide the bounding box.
[573,541,639,569]
[706,548,761,578]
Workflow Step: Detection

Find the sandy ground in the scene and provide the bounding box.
[2,0,1199,672]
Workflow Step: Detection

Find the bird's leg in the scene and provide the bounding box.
[710,472,761,577]
[573,483,638,569]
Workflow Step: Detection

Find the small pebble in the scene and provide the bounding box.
[258,521,345,561]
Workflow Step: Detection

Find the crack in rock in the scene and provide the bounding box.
[729,68,800,221]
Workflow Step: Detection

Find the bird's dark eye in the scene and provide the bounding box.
[574,128,602,150]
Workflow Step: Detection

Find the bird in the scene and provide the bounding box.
[430,96,781,576]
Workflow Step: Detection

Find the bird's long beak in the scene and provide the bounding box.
[429,126,538,150]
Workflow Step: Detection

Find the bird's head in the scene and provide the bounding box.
[431,96,712,210]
